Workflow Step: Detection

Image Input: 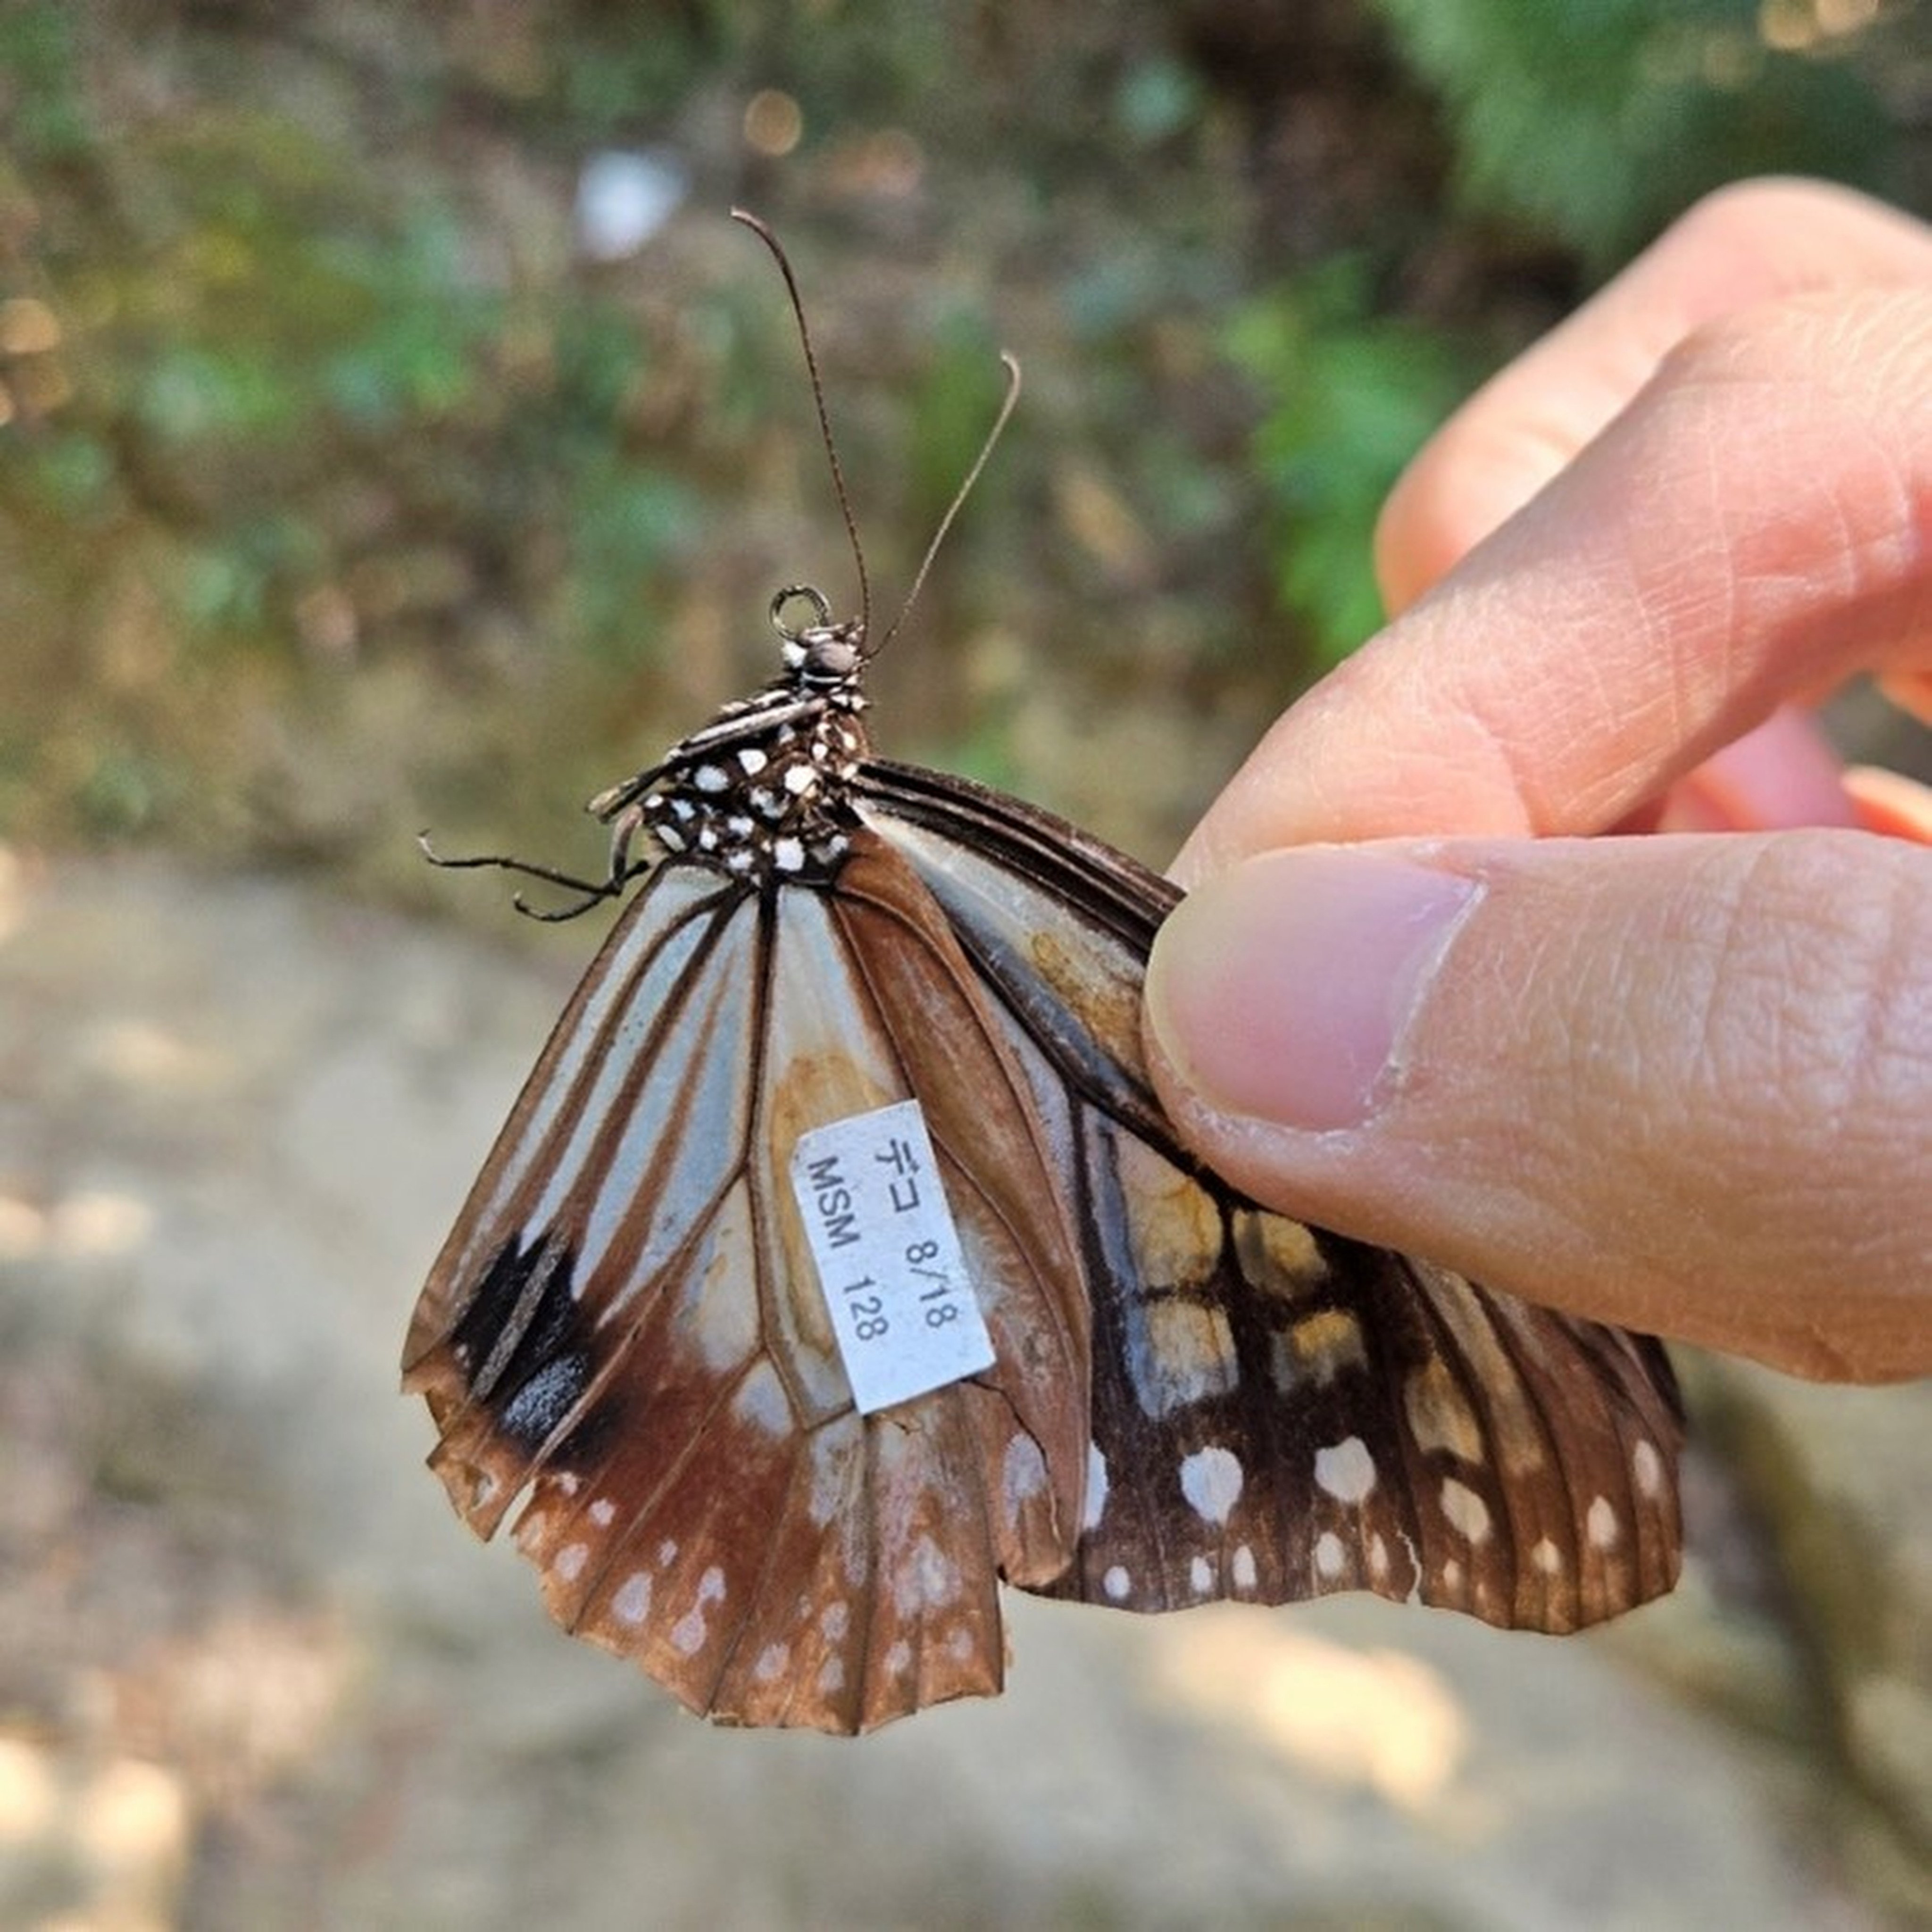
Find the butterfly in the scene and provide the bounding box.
[402,214,1683,1735]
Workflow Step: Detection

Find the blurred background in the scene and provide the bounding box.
[1,2,1928,1927]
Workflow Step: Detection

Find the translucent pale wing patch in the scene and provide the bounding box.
[857,761,1684,1632]
[403,833,1089,1733]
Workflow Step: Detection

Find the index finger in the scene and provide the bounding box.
[1378,179,1932,611]
[1174,282,1932,881]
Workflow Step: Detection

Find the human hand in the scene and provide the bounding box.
[1146,179,1932,1382]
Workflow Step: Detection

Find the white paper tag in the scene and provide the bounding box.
[790,1099,996,1415]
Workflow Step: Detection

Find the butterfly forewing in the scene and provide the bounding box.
[406,818,1092,1732]
[854,761,1684,1632]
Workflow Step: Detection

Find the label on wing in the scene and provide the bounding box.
[790,1099,995,1414]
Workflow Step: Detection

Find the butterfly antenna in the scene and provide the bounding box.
[878,351,1020,655]
[732,208,870,638]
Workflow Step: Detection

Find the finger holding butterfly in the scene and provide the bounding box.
[1149,181,1932,1382]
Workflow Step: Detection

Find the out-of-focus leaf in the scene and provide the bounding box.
[1370,0,1894,266]
[1228,266,1479,665]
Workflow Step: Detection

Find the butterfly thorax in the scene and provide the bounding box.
[600,606,874,888]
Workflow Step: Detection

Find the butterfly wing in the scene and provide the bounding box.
[403,836,1091,1732]
[857,758,1684,1632]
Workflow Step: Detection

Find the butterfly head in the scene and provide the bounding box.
[772,583,868,691]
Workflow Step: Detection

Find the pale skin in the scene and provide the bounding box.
[1146,178,1932,1383]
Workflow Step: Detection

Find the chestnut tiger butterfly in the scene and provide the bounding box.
[403,214,1683,1735]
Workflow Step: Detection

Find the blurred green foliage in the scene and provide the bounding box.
[0,3,89,162]
[1370,0,1895,270]
[1228,264,1475,667]
[1228,0,1905,662]
[0,0,1916,867]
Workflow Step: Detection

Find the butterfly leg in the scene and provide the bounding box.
[415,832,646,923]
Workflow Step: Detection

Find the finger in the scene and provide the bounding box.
[1646,706,1857,832]
[1145,833,1932,1382]
[1377,179,1932,610]
[1844,766,1932,841]
[1174,286,1932,883]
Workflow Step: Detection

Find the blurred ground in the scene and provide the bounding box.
[2,848,1927,1931]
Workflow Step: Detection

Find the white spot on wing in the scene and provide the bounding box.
[1178,1444,1245,1525]
[555,1542,589,1583]
[731,1360,792,1437]
[1314,1531,1346,1580]
[753,1642,789,1683]
[1632,1438,1664,1498]
[1003,1433,1048,1524]
[588,1498,616,1529]
[1083,1441,1110,1532]
[1587,1496,1621,1549]
[669,1565,727,1656]
[1103,1564,1132,1601]
[895,1536,960,1614]
[1314,1435,1377,1505]
[612,1571,651,1624]
[1531,1537,1563,1577]
[1439,1479,1492,1544]
[1231,1545,1258,1591]
[1189,1555,1213,1595]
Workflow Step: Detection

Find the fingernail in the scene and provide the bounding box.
[1147,848,1478,1131]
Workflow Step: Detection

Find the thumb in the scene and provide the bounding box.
[1144,833,1932,1382]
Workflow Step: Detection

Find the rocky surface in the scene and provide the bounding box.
[1,849,1924,1930]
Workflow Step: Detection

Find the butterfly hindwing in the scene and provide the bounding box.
[857,759,1684,1631]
